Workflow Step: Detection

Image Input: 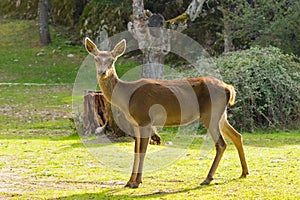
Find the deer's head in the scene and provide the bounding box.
[85,37,126,78]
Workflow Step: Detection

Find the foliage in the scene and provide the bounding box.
[78,0,131,39]
[144,0,189,20]
[0,0,84,27]
[0,19,300,199]
[217,46,300,131]
[185,46,300,131]
[0,0,38,19]
[224,0,300,55]
[1,0,299,56]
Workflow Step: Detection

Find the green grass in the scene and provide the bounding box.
[0,19,85,84]
[0,132,299,199]
[0,84,73,131]
[0,19,136,84]
[0,19,300,199]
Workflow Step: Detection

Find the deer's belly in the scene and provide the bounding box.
[129,101,200,127]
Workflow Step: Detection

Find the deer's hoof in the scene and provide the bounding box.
[150,134,161,145]
[200,180,210,185]
[240,171,249,178]
[125,181,140,188]
[200,177,213,185]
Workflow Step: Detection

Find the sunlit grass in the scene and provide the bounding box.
[0,132,299,199]
[0,19,85,84]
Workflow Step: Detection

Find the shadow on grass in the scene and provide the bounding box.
[51,183,218,200]
[49,177,243,200]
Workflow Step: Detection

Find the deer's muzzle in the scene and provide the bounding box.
[98,70,106,76]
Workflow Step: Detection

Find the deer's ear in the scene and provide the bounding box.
[112,39,126,58]
[85,37,99,56]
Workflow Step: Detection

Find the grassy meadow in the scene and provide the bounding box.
[0,19,299,199]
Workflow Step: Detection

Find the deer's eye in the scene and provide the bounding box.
[104,57,114,64]
[109,57,114,63]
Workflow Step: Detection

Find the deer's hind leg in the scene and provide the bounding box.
[200,112,227,185]
[220,113,249,178]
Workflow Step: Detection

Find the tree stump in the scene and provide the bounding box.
[83,91,161,144]
[83,91,106,135]
[83,91,129,137]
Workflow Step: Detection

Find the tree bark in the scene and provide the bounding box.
[166,0,206,31]
[128,0,206,79]
[83,91,128,137]
[83,91,106,135]
[128,0,167,79]
[221,3,233,53]
[83,91,161,144]
[38,0,51,45]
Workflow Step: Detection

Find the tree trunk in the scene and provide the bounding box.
[83,91,161,144]
[141,49,164,79]
[128,0,206,79]
[83,91,106,135]
[83,91,128,137]
[38,0,51,45]
[221,3,233,53]
[128,1,168,79]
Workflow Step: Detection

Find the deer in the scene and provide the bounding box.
[85,37,249,188]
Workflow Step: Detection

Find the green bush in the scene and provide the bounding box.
[184,46,300,131]
[78,0,131,39]
[0,0,81,27]
[0,0,38,19]
[215,46,300,131]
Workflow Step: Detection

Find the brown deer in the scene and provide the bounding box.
[85,37,249,188]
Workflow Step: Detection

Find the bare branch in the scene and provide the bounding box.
[186,0,206,22]
[166,0,206,31]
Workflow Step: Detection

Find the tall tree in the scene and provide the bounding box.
[128,0,206,79]
[218,0,300,55]
[38,0,51,45]
[221,2,234,53]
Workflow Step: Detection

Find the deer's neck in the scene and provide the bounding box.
[98,68,119,103]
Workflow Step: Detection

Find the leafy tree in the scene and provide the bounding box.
[223,0,300,55]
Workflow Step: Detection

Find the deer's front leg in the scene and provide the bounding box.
[125,135,141,188]
[125,127,150,188]
[135,137,150,184]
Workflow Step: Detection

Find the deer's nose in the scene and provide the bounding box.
[98,70,106,76]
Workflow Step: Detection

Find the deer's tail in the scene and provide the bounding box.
[226,84,236,106]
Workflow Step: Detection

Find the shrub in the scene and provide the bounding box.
[78,0,131,39]
[0,0,81,27]
[215,46,300,131]
[184,46,300,132]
